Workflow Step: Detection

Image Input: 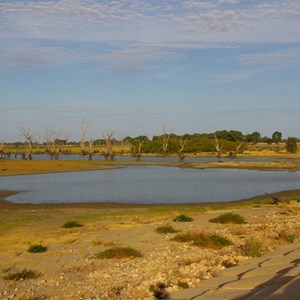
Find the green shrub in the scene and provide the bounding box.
[172,231,233,249]
[3,269,39,281]
[149,282,169,299]
[62,221,83,228]
[277,230,296,244]
[94,247,142,259]
[209,212,246,224]
[27,244,47,253]
[156,225,178,234]
[173,214,194,222]
[242,237,263,257]
[177,281,189,289]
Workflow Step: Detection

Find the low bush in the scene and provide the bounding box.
[3,269,39,281]
[173,214,194,222]
[277,230,296,244]
[177,281,189,289]
[209,212,246,224]
[94,247,142,259]
[172,231,233,249]
[149,282,169,299]
[27,244,47,253]
[62,221,83,228]
[156,224,178,234]
[242,237,263,257]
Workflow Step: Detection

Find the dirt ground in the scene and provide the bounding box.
[1,190,300,299]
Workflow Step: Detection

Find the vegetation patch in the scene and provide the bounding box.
[27,244,47,253]
[94,247,142,259]
[177,281,189,289]
[277,230,296,244]
[173,214,194,222]
[172,231,233,249]
[3,269,39,281]
[62,221,83,228]
[242,237,263,257]
[209,212,246,224]
[149,282,169,299]
[155,224,179,234]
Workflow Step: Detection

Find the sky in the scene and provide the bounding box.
[1,0,300,142]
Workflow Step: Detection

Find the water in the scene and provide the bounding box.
[8,154,300,163]
[1,166,299,204]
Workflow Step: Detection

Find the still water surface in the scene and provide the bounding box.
[1,166,299,204]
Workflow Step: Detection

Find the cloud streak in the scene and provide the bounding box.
[0,0,300,74]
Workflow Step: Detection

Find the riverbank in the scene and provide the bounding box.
[1,158,300,177]
[1,190,300,299]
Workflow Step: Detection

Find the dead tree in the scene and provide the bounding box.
[161,126,173,156]
[264,192,290,206]
[102,131,115,161]
[0,141,4,159]
[20,127,33,160]
[44,130,60,159]
[136,140,144,162]
[88,139,94,160]
[214,134,223,159]
[63,132,71,152]
[178,137,187,163]
[228,143,244,158]
[80,120,89,155]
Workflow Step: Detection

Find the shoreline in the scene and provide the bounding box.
[1,159,300,178]
[1,189,300,208]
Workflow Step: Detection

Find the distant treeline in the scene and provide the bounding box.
[3,130,299,156]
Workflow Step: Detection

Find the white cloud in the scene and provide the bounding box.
[0,0,300,73]
[238,49,300,66]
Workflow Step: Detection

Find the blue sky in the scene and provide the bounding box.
[1,0,300,142]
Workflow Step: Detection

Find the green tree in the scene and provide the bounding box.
[272,131,282,144]
[286,137,298,153]
[246,132,261,143]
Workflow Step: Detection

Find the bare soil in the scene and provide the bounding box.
[1,190,300,299]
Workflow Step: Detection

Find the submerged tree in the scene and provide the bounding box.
[178,137,187,163]
[214,134,223,158]
[20,127,33,160]
[80,120,89,155]
[44,129,60,159]
[102,131,115,161]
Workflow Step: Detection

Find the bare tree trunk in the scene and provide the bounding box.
[102,131,115,161]
[161,126,172,156]
[88,139,94,160]
[228,142,244,158]
[64,132,71,152]
[136,141,144,161]
[214,134,223,158]
[0,141,4,159]
[80,120,89,155]
[20,127,33,160]
[44,130,60,159]
[178,137,187,163]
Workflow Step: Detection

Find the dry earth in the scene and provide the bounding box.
[1,191,300,300]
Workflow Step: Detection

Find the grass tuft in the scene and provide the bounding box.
[94,247,142,259]
[242,237,263,257]
[277,230,296,244]
[155,224,179,234]
[3,269,39,281]
[172,231,233,249]
[62,221,83,228]
[209,212,246,224]
[27,244,47,253]
[173,214,194,222]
